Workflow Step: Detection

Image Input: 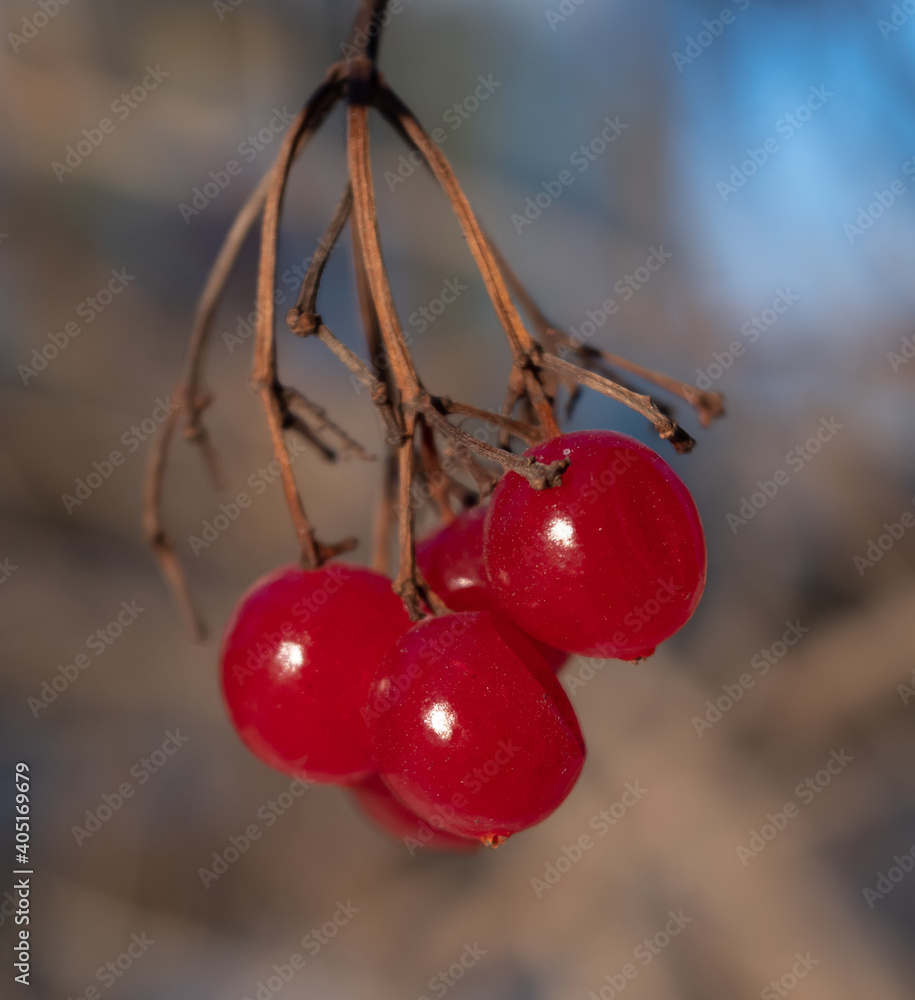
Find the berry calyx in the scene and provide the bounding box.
[350,774,479,852]
[367,611,586,843]
[484,429,706,660]
[416,505,569,672]
[220,563,411,784]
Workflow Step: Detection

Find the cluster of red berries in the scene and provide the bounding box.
[220,430,706,849]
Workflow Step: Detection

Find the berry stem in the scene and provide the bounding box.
[142,409,207,641]
[280,386,374,462]
[144,64,346,630]
[434,397,544,446]
[147,0,720,638]
[419,418,456,525]
[372,83,561,440]
[489,232,725,427]
[252,89,360,568]
[539,353,697,453]
[419,397,567,489]
[287,182,353,336]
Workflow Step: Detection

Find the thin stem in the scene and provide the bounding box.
[579,345,725,427]
[419,416,455,525]
[282,386,374,461]
[143,409,207,641]
[373,83,560,438]
[539,353,696,453]
[393,412,424,620]
[289,183,353,334]
[347,101,422,402]
[492,239,725,427]
[253,93,358,567]
[372,452,398,574]
[434,397,543,446]
[346,0,391,65]
[144,64,346,633]
[182,64,347,438]
[420,397,567,488]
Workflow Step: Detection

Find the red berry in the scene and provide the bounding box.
[416,505,569,672]
[367,611,585,843]
[350,774,479,852]
[484,430,706,660]
[220,563,411,784]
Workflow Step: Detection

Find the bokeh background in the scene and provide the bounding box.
[2,0,914,997]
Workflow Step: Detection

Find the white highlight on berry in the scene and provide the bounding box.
[424,702,456,741]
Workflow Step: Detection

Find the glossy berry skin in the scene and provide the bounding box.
[350,774,479,852]
[367,611,585,843]
[416,506,569,672]
[484,430,706,661]
[220,564,411,784]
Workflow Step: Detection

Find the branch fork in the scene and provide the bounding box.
[144,0,723,635]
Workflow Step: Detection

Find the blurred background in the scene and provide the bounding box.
[2,0,914,997]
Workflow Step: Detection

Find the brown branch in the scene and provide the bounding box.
[579,345,724,427]
[143,409,207,641]
[347,100,422,401]
[539,353,696,453]
[349,68,432,613]
[418,415,455,525]
[439,438,498,501]
[491,239,725,428]
[181,63,347,453]
[420,397,567,488]
[144,64,347,634]
[435,397,544,446]
[252,94,357,568]
[372,82,560,439]
[372,452,398,575]
[346,0,391,64]
[281,386,374,461]
[289,183,353,334]
[392,411,424,620]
